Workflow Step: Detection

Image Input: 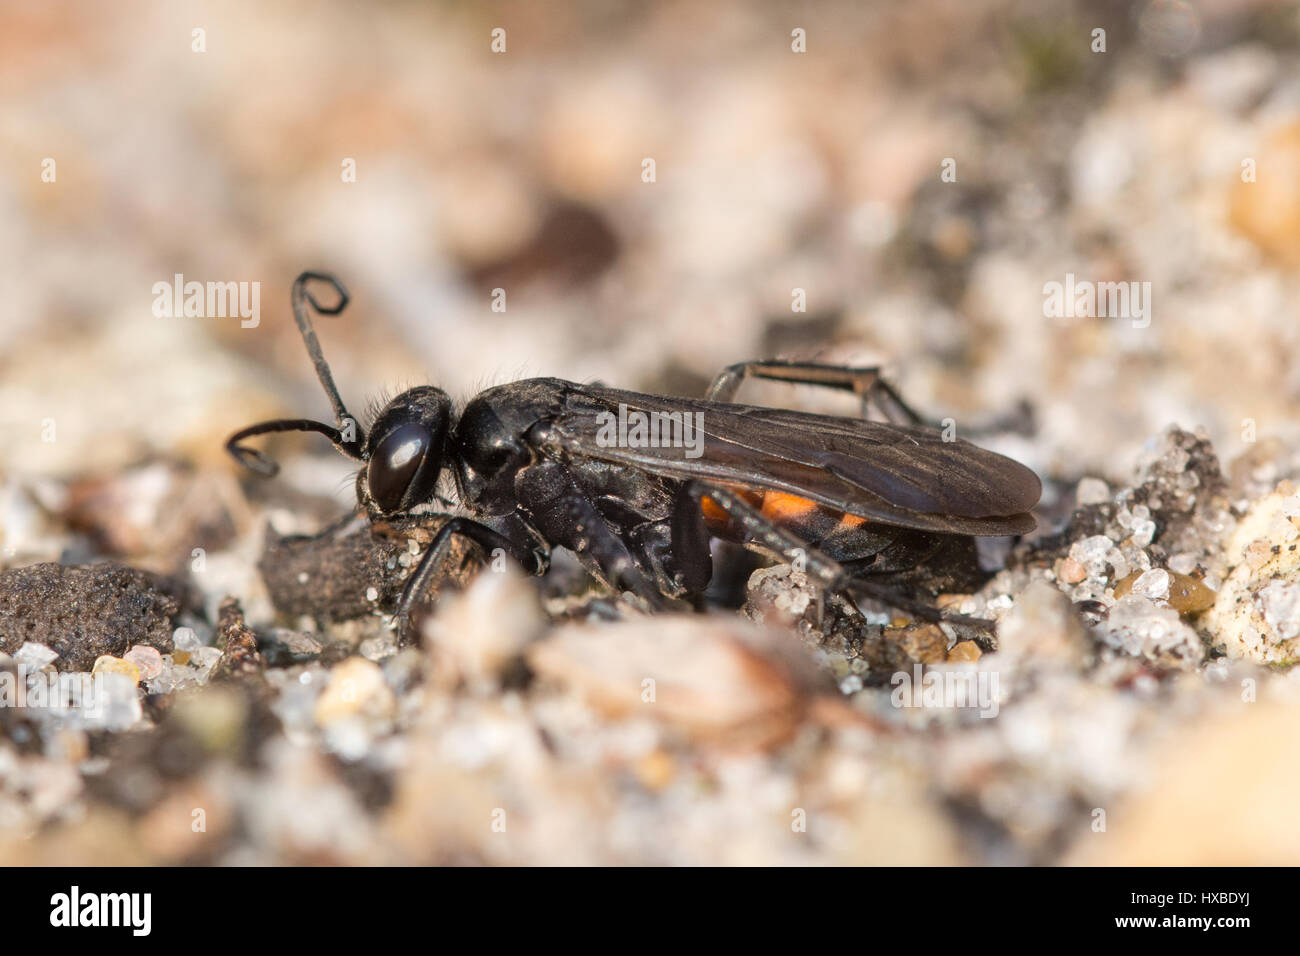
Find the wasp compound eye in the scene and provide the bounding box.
[368,423,434,513]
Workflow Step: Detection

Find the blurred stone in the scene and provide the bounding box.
[173,627,202,652]
[123,645,164,681]
[259,629,322,666]
[92,655,141,685]
[0,563,180,671]
[212,598,264,681]
[1204,485,1300,663]
[528,616,822,750]
[260,514,477,628]
[0,319,283,477]
[1058,556,1086,584]
[242,740,379,864]
[1165,571,1216,615]
[135,774,233,863]
[170,686,248,758]
[423,568,544,694]
[744,564,820,633]
[314,657,395,726]
[1067,700,1300,864]
[14,642,58,669]
[833,785,966,865]
[1075,477,1110,506]
[996,580,1090,669]
[434,162,540,267]
[889,623,949,665]
[62,462,238,564]
[85,672,143,732]
[1229,120,1300,267]
[1131,568,1171,601]
[190,646,222,682]
[1104,594,1204,668]
[633,749,677,792]
[0,809,149,866]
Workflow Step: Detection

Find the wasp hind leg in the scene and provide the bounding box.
[705,360,928,425]
[706,359,1034,437]
[656,482,716,609]
[681,481,996,638]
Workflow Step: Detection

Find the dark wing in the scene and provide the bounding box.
[544,383,1041,536]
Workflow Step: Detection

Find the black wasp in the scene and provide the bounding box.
[228,272,1041,639]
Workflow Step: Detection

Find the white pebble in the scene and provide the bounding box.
[1131,519,1157,548]
[1133,568,1171,601]
[123,645,164,680]
[1076,477,1110,506]
[173,627,201,652]
[15,642,58,668]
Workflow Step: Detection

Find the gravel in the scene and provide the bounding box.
[4,0,1300,866]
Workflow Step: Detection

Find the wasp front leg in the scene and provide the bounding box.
[394,516,548,641]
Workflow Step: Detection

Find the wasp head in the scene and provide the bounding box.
[358,386,452,517]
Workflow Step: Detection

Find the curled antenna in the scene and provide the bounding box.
[226,418,358,476]
[225,272,367,475]
[291,271,355,430]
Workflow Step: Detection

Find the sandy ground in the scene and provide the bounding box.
[2,0,1300,864]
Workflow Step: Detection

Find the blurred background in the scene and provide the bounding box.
[4,0,1300,867]
[4,0,1300,503]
